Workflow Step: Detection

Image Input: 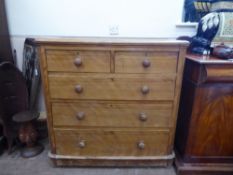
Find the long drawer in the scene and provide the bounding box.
[46,50,111,73]
[115,51,178,74]
[54,129,170,156]
[48,73,176,100]
[52,102,173,127]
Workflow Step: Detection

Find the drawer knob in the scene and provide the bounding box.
[138,141,145,150]
[141,85,150,95]
[139,112,147,121]
[75,85,83,93]
[76,112,85,120]
[79,140,86,148]
[74,57,82,67]
[142,59,151,68]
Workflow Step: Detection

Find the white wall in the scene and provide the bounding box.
[5,0,196,112]
[6,0,194,37]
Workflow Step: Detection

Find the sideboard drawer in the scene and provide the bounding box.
[52,102,173,127]
[55,129,169,156]
[48,73,175,100]
[115,51,178,74]
[46,50,111,73]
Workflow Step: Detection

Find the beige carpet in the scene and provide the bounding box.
[0,139,176,175]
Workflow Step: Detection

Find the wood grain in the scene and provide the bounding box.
[33,37,189,46]
[168,46,186,153]
[38,46,57,153]
[175,54,233,174]
[115,51,178,74]
[175,151,233,175]
[52,102,173,128]
[205,64,233,83]
[48,73,176,101]
[54,129,169,156]
[188,87,233,158]
[52,154,174,167]
[46,50,110,73]
[36,38,187,166]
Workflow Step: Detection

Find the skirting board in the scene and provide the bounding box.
[49,151,175,167]
[175,155,233,175]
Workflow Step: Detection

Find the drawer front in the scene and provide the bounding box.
[115,51,178,74]
[52,102,173,127]
[55,129,169,156]
[46,50,110,73]
[49,73,175,100]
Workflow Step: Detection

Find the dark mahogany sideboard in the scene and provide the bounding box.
[175,54,233,175]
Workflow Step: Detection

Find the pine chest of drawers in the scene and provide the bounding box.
[35,38,188,166]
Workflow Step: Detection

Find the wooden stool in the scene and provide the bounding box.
[12,111,44,158]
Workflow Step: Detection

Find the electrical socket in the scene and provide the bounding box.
[109,25,119,35]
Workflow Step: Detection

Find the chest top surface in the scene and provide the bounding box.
[186,54,233,65]
[33,37,189,46]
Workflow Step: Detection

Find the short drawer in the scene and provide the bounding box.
[46,50,110,73]
[49,73,175,101]
[115,51,178,74]
[54,129,169,156]
[52,102,173,127]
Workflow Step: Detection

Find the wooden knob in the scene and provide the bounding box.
[74,57,82,67]
[75,85,83,93]
[79,140,86,148]
[141,86,149,94]
[142,59,151,68]
[138,141,145,150]
[139,112,147,121]
[76,112,85,120]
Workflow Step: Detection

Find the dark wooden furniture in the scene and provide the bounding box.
[0,62,25,152]
[0,62,41,154]
[0,62,44,156]
[35,37,188,166]
[0,126,4,155]
[12,111,43,158]
[0,0,13,63]
[0,0,13,153]
[175,54,233,175]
